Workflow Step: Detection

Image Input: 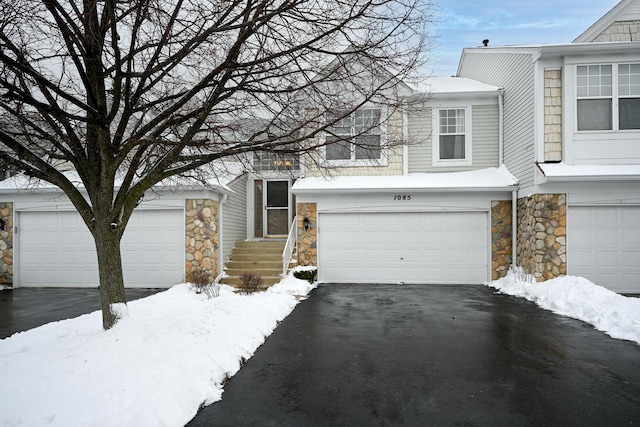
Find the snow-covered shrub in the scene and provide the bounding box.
[238,273,263,294]
[188,268,219,298]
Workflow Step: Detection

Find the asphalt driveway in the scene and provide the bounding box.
[189,283,640,426]
[0,287,161,339]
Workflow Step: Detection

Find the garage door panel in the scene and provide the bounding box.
[569,206,640,293]
[319,212,488,284]
[19,210,183,288]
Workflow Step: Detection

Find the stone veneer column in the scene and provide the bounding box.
[185,199,219,281]
[0,202,13,286]
[517,194,566,281]
[544,69,562,162]
[296,203,317,266]
[491,200,512,280]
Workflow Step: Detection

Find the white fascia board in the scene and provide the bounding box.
[536,162,640,183]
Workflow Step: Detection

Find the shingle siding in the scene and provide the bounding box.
[592,20,640,42]
[222,174,247,263]
[459,52,536,187]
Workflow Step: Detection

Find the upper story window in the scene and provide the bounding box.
[325,108,385,164]
[576,63,640,131]
[433,106,472,167]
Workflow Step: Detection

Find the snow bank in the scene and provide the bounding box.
[487,267,640,345]
[0,275,316,427]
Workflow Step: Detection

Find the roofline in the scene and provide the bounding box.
[292,185,518,194]
[0,181,231,196]
[457,41,640,74]
[540,174,640,183]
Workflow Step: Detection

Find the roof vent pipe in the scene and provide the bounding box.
[482,39,489,47]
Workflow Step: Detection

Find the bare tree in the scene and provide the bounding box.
[0,0,431,329]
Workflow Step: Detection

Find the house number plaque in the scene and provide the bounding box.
[393,195,412,200]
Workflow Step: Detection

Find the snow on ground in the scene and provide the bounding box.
[487,267,640,345]
[0,273,316,427]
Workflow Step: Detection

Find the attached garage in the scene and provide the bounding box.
[569,205,640,294]
[319,211,489,284]
[293,167,519,285]
[17,209,185,288]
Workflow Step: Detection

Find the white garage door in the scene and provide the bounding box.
[18,209,184,288]
[569,206,640,293]
[319,212,488,284]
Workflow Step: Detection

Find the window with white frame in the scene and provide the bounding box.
[325,108,383,163]
[576,63,640,131]
[433,107,471,166]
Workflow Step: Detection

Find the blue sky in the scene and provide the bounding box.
[427,0,622,76]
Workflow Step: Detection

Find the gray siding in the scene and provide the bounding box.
[407,104,432,172]
[407,104,500,173]
[458,52,536,187]
[222,173,247,263]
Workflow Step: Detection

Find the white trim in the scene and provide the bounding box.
[432,105,473,167]
[322,105,389,167]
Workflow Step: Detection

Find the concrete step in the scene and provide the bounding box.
[231,247,285,255]
[224,268,281,277]
[226,260,282,270]
[234,240,286,250]
[228,253,282,262]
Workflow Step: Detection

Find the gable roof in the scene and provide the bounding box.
[574,0,640,42]
[408,77,502,97]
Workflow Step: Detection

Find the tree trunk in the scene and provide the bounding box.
[93,222,127,330]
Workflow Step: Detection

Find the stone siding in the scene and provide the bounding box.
[296,203,317,266]
[491,201,512,280]
[544,69,562,162]
[592,20,640,42]
[0,202,13,285]
[185,199,219,281]
[517,194,566,281]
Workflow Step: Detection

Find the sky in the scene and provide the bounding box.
[427,0,623,76]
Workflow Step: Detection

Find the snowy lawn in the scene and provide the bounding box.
[487,267,640,345]
[0,272,316,427]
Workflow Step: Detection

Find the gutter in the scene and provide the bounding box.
[498,89,505,165]
[512,190,518,270]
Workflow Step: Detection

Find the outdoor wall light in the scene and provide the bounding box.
[303,217,310,230]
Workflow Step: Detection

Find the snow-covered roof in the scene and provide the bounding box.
[408,76,501,95]
[292,165,518,193]
[537,162,640,182]
[0,163,246,195]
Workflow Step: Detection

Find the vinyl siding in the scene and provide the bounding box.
[407,104,499,173]
[304,107,404,177]
[459,52,536,187]
[222,174,247,263]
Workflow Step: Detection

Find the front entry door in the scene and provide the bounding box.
[254,180,290,237]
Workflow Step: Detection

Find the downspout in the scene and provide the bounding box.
[498,89,505,165]
[512,189,517,269]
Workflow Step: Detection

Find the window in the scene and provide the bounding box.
[433,107,471,166]
[576,63,640,131]
[325,108,383,163]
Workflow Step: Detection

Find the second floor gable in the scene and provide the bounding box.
[302,77,504,178]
